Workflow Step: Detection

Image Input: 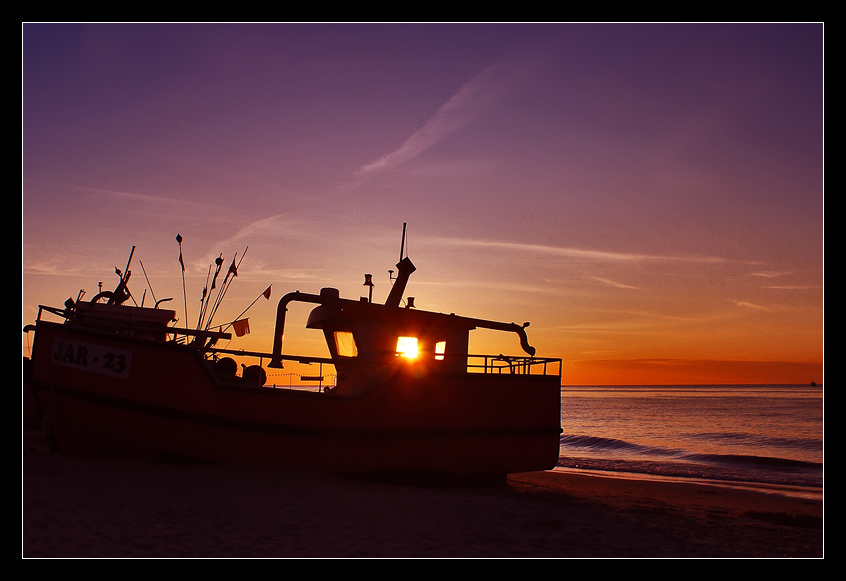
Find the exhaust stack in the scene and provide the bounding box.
[384,256,416,308]
[384,223,416,308]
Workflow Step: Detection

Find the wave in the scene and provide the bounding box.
[559,434,823,472]
[554,455,822,489]
[684,451,822,470]
[559,434,688,459]
[691,431,823,453]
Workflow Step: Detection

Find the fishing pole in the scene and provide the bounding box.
[176,234,188,326]
[139,260,158,306]
[220,284,272,336]
[110,246,137,306]
[203,252,235,331]
[205,246,248,331]
[202,253,233,329]
[197,263,213,330]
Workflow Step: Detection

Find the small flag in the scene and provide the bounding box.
[228,257,238,277]
[211,255,223,289]
[263,285,272,300]
[232,318,250,337]
[176,234,185,272]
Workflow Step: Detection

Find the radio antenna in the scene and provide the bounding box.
[399,222,407,261]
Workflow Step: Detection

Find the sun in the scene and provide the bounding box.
[396,336,418,359]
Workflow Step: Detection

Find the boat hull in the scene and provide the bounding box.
[28,321,561,476]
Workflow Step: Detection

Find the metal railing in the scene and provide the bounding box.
[29,306,562,387]
[467,354,561,377]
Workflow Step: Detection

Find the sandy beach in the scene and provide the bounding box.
[22,427,822,558]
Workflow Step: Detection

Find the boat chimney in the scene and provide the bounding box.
[363,273,374,303]
[385,222,416,308]
[384,256,415,308]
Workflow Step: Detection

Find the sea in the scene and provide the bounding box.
[555,385,823,498]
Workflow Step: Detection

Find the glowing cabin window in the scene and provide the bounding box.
[396,336,418,359]
[334,331,358,357]
[435,341,446,361]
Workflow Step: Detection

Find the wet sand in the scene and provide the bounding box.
[22,427,822,558]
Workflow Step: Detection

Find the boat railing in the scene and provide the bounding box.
[29,306,561,387]
[33,305,70,322]
[206,347,334,369]
[207,346,562,383]
[32,304,232,344]
[467,354,562,377]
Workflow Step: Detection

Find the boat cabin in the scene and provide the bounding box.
[28,242,550,396]
[268,257,537,395]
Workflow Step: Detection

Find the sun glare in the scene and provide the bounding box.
[396,336,418,359]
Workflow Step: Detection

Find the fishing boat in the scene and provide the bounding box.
[23,228,562,478]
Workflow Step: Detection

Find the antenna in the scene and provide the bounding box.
[385,223,416,309]
[399,222,407,261]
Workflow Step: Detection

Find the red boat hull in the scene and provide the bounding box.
[29,321,561,476]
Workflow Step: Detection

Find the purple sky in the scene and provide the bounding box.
[22,23,824,384]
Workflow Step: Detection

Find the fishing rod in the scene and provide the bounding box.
[198,255,223,329]
[205,252,233,328]
[219,284,272,336]
[204,246,248,331]
[176,234,188,325]
[139,260,158,306]
[111,245,137,306]
[197,262,213,330]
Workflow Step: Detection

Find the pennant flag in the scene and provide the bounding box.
[232,318,250,337]
[176,234,185,272]
[263,285,272,300]
[210,255,223,289]
[228,257,238,277]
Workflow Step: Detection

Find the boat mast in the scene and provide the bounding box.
[385,223,415,308]
[399,222,407,261]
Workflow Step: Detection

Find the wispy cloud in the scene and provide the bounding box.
[732,300,770,311]
[355,59,515,177]
[224,214,308,242]
[750,270,794,278]
[592,276,639,290]
[24,179,230,219]
[428,237,750,265]
[763,284,821,290]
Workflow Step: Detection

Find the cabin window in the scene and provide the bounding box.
[334,331,358,357]
[396,336,418,359]
[435,341,446,361]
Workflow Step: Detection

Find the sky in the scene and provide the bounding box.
[22,23,824,385]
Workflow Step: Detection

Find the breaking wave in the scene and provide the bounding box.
[558,433,822,488]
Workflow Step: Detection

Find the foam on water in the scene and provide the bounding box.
[556,385,823,490]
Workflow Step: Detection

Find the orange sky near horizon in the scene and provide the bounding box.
[22,24,823,386]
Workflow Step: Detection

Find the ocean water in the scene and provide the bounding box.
[556,385,823,496]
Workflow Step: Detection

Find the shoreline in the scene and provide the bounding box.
[549,466,823,501]
[22,428,823,558]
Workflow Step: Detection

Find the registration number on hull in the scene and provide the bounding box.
[51,338,132,378]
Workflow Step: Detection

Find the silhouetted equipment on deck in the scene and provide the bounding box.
[24,224,561,477]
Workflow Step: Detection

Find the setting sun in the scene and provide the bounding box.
[396,336,419,359]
